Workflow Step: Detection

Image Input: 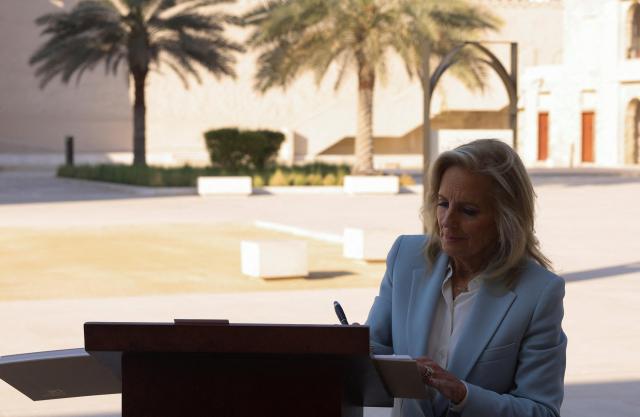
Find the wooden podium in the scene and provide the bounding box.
[84,321,391,417]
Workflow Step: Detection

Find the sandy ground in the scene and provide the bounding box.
[0,223,385,301]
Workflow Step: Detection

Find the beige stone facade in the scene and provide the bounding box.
[0,0,565,168]
[520,0,640,167]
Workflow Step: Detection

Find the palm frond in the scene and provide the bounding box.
[155,39,203,84]
[151,11,223,34]
[106,0,129,16]
[150,6,243,84]
[333,52,354,91]
[157,54,192,87]
[385,0,502,92]
[30,0,242,88]
[253,41,305,92]
[30,1,126,87]
[244,0,499,94]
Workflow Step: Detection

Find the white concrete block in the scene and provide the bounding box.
[241,240,308,279]
[343,228,398,261]
[343,176,399,195]
[197,176,252,196]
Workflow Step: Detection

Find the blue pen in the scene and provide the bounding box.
[333,301,349,325]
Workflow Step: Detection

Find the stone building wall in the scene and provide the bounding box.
[0,0,132,166]
[520,0,640,167]
[0,0,565,167]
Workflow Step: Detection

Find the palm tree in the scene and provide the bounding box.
[30,0,243,166]
[244,0,500,174]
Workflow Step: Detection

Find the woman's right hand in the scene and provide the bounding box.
[415,357,467,404]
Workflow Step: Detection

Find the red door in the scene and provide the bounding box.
[538,113,549,161]
[581,112,595,162]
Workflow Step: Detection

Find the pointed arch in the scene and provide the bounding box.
[627,3,640,58]
[428,42,518,149]
[625,99,640,164]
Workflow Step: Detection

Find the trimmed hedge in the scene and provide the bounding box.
[57,162,351,187]
[203,128,284,171]
[57,164,199,187]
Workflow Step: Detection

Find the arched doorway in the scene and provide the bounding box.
[625,99,640,164]
[628,4,640,58]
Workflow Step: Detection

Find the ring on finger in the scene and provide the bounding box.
[423,365,434,379]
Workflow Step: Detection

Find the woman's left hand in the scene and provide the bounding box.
[415,357,467,404]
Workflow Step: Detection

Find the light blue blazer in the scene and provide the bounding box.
[366,235,567,417]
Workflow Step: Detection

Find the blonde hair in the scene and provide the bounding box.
[424,139,551,286]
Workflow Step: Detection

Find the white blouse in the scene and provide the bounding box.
[425,264,481,411]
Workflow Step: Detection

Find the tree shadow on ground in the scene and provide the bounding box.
[0,170,194,205]
[561,380,640,417]
[562,262,640,282]
[530,174,640,187]
[387,169,640,188]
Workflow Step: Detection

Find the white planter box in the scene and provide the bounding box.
[343,175,399,194]
[343,228,398,261]
[241,240,308,279]
[197,176,252,196]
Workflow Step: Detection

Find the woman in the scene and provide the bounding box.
[366,139,566,417]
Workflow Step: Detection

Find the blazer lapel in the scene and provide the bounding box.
[447,281,517,380]
[406,252,449,358]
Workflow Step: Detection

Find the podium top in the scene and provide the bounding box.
[84,322,370,356]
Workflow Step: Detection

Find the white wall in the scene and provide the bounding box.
[614,1,640,165]
[520,0,640,167]
[315,129,513,169]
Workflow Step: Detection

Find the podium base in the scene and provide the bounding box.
[122,352,362,417]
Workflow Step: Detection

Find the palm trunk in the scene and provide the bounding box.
[353,63,375,175]
[132,70,147,166]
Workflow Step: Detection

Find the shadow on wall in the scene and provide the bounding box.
[294,132,308,157]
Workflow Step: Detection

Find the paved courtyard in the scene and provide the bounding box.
[0,169,639,417]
